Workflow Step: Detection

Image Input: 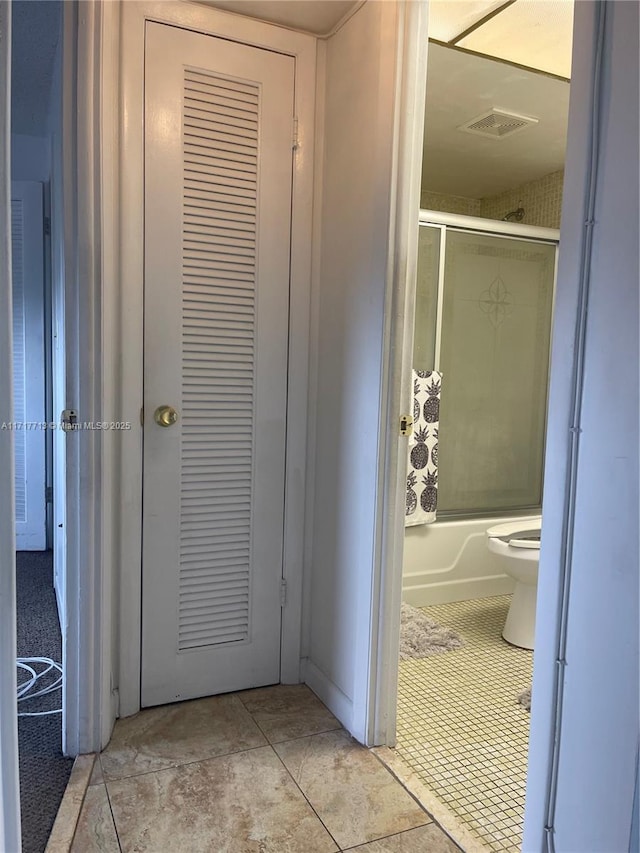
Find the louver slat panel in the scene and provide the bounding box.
[178,70,259,652]
[11,200,26,523]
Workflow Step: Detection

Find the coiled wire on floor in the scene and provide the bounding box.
[17,657,62,716]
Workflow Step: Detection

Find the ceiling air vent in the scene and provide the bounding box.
[458,109,539,139]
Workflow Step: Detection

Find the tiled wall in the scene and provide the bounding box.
[420,190,481,217]
[421,170,564,230]
[480,170,564,229]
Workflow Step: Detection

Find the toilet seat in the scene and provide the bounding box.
[509,536,540,550]
[486,518,542,550]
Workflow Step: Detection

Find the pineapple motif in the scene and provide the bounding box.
[410,426,429,470]
[421,469,438,513]
[423,376,441,423]
[431,428,438,467]
[413,378,420,424]
[406,471,418,515]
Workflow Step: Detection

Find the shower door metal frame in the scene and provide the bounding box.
[418,211,560,517]
[419,210,560,373]
[419,209,559,242]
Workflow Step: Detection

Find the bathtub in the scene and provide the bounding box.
[402,515,540,607]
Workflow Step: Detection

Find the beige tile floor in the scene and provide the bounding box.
[69,684,463,852]
[393,596,534,853]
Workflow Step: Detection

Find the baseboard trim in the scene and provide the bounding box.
[45,754,95,853]
[303,659,353,732]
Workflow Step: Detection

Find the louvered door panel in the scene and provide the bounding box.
[142,23,294,706]
[11,183,46,550]
[12,200,26,523]
[181,65,260,645]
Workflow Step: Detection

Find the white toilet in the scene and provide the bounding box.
[486,517,542,650]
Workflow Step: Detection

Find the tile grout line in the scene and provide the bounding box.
[270,742,345,850]
[394,596,530,852]
[375,747,494,853]
[268,728,439,852]
[98,678,520,851]
[234,692,422,851]
[64,756,95,853]
[102,741,271,786]
[340,825,449,852]
[242,713,345,853]
[369,749,461,850]
[65,795,89,852]
[267,724,344,745]
[100,758,124,853]
[44,753,95,853]
[103,700,348,851]
[234,686,344,745]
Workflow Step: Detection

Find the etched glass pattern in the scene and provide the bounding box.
[438,230,555,513]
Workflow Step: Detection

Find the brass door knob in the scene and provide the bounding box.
[154,405,178,427]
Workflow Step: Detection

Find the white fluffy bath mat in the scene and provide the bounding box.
[518,688,531,711]
[399,602,464,659]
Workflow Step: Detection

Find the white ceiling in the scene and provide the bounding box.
[458,0,574,79]
[195,0,359,35]
[428,0,574,79]
[422,43,570,199]
[428,0,510,43]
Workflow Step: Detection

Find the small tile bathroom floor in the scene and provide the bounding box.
[62,684,463,853]
[392,595,533,853]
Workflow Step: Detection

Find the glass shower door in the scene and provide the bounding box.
[418,227,556,516]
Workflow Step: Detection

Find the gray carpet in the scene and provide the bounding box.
[16,551,73,853]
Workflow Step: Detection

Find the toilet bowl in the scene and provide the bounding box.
[486,517,542,650]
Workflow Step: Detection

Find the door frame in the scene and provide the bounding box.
[61,0,116,754]
[114,2,317,717]
[0,0,21,846]
[372,0,638,845]
[364,0,430,747]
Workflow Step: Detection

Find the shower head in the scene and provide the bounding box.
[502,206,525,222]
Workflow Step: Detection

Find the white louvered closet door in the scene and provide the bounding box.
[142,23,294,706]
[12,182,46,551]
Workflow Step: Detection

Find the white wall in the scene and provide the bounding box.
[11,132,49,181]
[525,2,639,849]
[304,0,401,740]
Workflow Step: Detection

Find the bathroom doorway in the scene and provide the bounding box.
[395,213,559,852]
[380,4,573,850]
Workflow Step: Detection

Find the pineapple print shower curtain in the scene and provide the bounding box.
[406,370,441,526]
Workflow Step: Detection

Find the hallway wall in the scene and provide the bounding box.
[305,0,401,740]
[11,133,50,181]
